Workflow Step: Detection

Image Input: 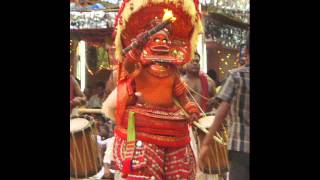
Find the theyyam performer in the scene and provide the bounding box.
[101,0,204,179]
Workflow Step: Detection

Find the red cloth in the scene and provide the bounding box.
[199,71,209,112]
[116,61,138,126]
[115,101,191,147]
[113,135,196,180]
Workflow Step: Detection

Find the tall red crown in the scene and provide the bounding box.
[113,0,203,64]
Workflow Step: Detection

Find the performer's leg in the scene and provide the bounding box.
[228,151,249,180]
[164,144,196,180]
[113,135,166,179]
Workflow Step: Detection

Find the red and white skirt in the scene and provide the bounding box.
[113,135,196,180]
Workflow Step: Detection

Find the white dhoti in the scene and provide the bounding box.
[103,136,115,164]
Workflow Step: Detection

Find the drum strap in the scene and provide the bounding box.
[122,111,136,178]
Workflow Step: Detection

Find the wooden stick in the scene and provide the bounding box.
[77,108,103,114]
[193,121,226,145]
[121,19,172,55]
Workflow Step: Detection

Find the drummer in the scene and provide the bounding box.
[181,52,224,180]
[181,52,216,113]
[200,36,250,180]
[70,74,87,112]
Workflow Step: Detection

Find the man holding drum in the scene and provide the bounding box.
[182,53,227,180]
[200,36,250,180]
[181,52,217,113]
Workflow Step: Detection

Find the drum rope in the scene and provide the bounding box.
[82,129,90,177]
[93,128,102,171]
[72,133,85,177]
[92,123,103,168]
[173,98,225,145]
[70,151,78,178]
[185,84,227,143]
[209,142,219,174]
[90,121,103,166]
[185,83,229,141]
[184,84,206,115]
[182,85,230,175]
[186,85,211,101]
[218,128,229,170]
[215,131,223,140]
[217,141,226,168]
[88,125,99,174]
[205,126,220,174]
[213,142,221,174]
[73,139,78,178]
[223,144,230,170]
[195,130,205,172]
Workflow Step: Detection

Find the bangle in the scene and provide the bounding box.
[184,102,199,114]
[127,49,141,63]
[174,81,186,97]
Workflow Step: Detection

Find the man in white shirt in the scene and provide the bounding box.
[87,81,105,108]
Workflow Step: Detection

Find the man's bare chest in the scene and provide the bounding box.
[186,78,202,93]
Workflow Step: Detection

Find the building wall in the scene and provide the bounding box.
[206,41,240,82]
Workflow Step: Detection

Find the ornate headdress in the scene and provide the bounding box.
[113,0,203,64]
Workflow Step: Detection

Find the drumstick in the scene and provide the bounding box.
[77,108,103,114]
[71,108,104,118]
[192,121,226,145]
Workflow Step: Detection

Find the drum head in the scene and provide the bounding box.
[70,118,91,133]
[198,116,215,128]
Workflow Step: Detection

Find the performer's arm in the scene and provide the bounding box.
[123,31,149,72]
[174,76,200,122]
[104,69,118,100]
[71,76,87,106]
[207,75,217,98]
[125,48,142,64]
[124,48,142,73]
[207,75,217,110]
[174,76,189,106]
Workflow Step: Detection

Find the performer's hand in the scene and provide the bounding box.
[199,143,210,169]
[72,97,83,106]
[134,32,149,49]
[187,113,199,124]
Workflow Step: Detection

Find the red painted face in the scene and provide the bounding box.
[144,31,170,56]
[141,30,189,65]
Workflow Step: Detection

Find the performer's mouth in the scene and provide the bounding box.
[150,45,170,54]
[151,60,171,64]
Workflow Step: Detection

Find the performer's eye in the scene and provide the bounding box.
[163,39,168,43]
[154,38,160,42]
